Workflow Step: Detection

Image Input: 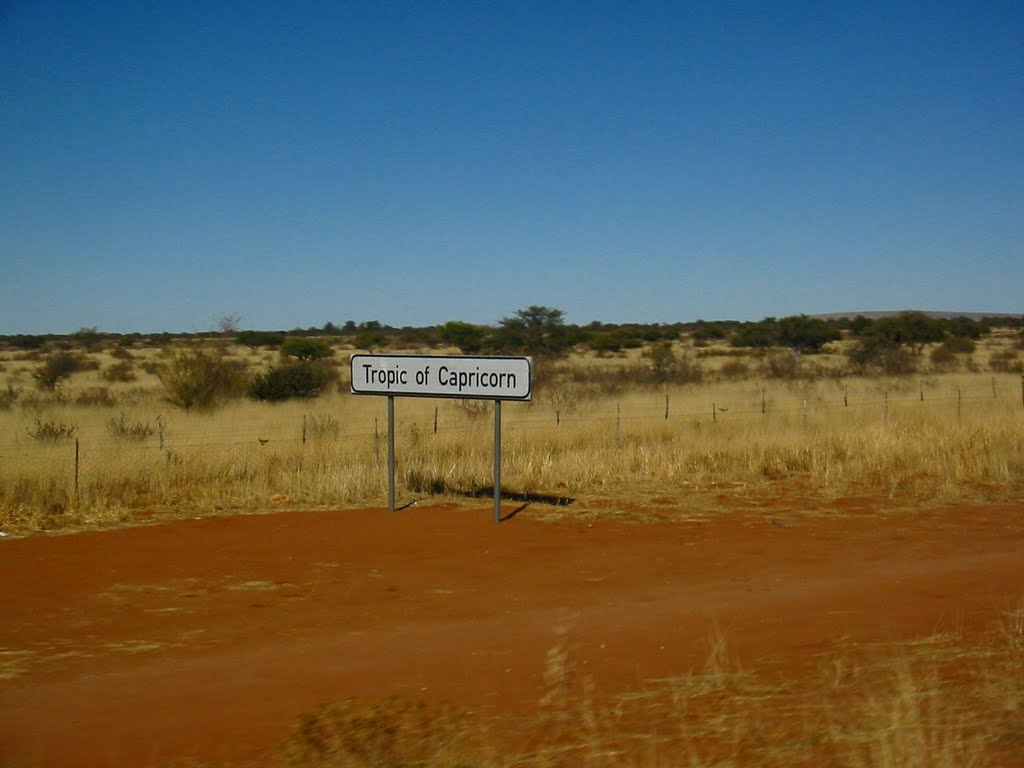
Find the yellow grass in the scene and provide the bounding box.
[1,339,1022,533]
[271,604,1024,768]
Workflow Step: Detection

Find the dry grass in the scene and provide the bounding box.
[1,337,1022,534]
[268,603,1024,768]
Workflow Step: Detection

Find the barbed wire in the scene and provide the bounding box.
[1,381,1019,463]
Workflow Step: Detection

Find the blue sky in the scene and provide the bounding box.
[2,2,1022,334]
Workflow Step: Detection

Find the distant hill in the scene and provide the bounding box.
[812,310,1023,321]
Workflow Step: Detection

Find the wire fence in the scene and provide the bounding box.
[2,377,1022,481]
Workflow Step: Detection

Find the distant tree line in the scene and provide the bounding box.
[2,308,1018,370]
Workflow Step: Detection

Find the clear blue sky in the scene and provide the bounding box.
[2,2,1022,334]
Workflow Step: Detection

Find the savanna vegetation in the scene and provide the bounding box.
[2,308,1023,767]
[1,308,1022,534]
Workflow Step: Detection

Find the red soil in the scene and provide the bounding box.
[1,498,1022,767]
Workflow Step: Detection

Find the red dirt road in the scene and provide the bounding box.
[2,499,1023,767]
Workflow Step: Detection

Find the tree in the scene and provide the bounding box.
[280,337,333,361]
[776,315,841,353]
[215,313,242,336]
[492,305,570,357]
[438,321,487,354]
[159,346,248,410]
[731,315,839,353]
[249,360,336,401]
[646,341,678,382]
[731,318,780,349]
[33,351,86,390]
[236,330,285,350]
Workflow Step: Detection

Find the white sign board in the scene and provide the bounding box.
[350,354,532,401]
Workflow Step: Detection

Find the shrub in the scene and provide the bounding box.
[353,331,388,350]
[280,697,470,768]
[929,344,959,371]
[761,349,802,379]
[32,351,87,390]
[646,341,678,383]
[675,351,704,384]
[27,417,77,441]
[75,387,117,407]
[159,346,248,411]
[438,321,486,354]
[107,412,154,440]
[249,360,336,402]
[102,360,137,382]
[719,360,750,379]
[990,349,1023,373]
[305,414,341,439]
[940,336,976,354]
[847,339,917,375]
[236,330,286,350]
[0,383,21,410]
[280,337,333,361]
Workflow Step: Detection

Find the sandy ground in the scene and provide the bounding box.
[2,496,1023,767]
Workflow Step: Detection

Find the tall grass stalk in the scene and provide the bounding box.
[1,372,1022,532]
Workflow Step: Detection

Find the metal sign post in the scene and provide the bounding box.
[493,400,502,522]
[387,395,396,512]
[351,355,532,521]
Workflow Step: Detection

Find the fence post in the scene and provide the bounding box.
[992,377,997,399]
[920,380,924,402]
[374,417,380,465]
[664,393,669,420]
[302,414,307,445]
[844,385,848,407]
[712,402,717,423]
[761,388,766,415]
[74,438,80,503]
[434,406,438,435]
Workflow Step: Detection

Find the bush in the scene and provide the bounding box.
[280,697,470,768]
[719,360,750,379]
[0,383,21,410]
[731,315,840,353]
[990,349,1023,373]
[159,346,248,410]
[280,337,333,361]
[102,360,137,382]
[27,417,77,441]
[929,344,959,371]
[761,350,802,379]
[236,330,286,350]
[107,412,154,440]
[32,351,87,390]
[438,321,487,354]
[305,414,342,439]
[353,331,388,350]
[847,340,918,375]
[646,342,678,383]
[249,360,336,402]
[75,387,117,407]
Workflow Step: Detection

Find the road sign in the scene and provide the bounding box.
[349,354,532,521]
[350,354,532,401]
